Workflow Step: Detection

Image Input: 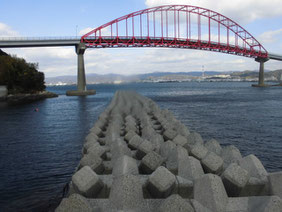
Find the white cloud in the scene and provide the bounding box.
[0,22,19,37]
[145,0,282,24]
[259,29,282,44]
[4,47,77,77]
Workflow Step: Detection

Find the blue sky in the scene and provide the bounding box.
[1,0,282,77]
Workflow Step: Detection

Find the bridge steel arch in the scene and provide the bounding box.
[81,5,268,59]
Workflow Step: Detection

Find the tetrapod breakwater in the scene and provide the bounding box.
[56,90,282,212]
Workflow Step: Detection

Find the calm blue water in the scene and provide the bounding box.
[0,82,281,211]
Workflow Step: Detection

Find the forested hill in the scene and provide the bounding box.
[0,49,46,94]
[0,49,8,56]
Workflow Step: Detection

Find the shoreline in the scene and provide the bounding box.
[1,91,58,105]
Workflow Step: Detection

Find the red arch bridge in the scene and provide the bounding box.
[1,5,282,95]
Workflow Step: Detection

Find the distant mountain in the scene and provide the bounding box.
[230,70,282,81]
[45,69,282,85]
[45,73,139,85]
[137,71,229,79]
[46,71,227,85]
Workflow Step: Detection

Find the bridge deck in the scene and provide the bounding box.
[0,37,80,48]
[268,53,282,61]
[0,37,282,61]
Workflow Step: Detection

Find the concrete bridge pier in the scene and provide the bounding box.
[252,57,270,87]
[66,43,96,96]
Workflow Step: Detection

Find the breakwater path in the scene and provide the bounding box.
[56,91,282,212]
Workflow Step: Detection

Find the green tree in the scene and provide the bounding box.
[0,51,46,94]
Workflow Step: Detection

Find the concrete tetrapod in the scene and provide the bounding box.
[194,174,228,212]
[56,91,282,212]
[147,166,176,198]
[72,166,103,198]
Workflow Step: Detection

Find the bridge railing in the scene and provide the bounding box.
[0,36,81,41]
[84,36,267,54]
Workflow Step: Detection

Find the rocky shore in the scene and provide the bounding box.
[56,91,282,212]
[3,91,58,105]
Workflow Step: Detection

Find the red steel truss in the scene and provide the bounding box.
[81,5,268,58]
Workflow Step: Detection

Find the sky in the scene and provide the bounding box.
[0,0,282,77]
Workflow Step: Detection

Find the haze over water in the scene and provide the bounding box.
[0,82,281,211]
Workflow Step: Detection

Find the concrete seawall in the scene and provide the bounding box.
[0,86,8,101]
[56,91,282,212]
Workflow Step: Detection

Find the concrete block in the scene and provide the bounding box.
[166,146,189,175]
[90,126,103,137]
[238,154,268,182]
[160,140,176,160]
[158,194,195,212]
[136,139,154,159]
[79,152,104,174]
[124,130,137,142]
[128,134,143,150]
[153,124,162,130]
[190,200,212,212]
[226,197,248,212]
[227,196,282,212]
[72,166,103,198]
[125,117,137,125]
[109,175,144,211]
[148,166,176,198]
[142,125,155,140]
[83,140,100,154]
[98,111,109,121]
[125,118,137,126]
[110,138,132,160]
[176,123,190,137]
[221,163,250,197]
[175,176,193,198]
[97,137,106,146]
[268,171,282,198]
[94,118,106,131]
[221,145,242,168]
[87,145,107,159]
[201,152,223,174]
[240,177,268,196]
[190,144,208,160]
[204,138,222,155]
[140,151,164,174]
[106,152,111,161]
[248,196,282,212]
[55,194,92,212]
[125,115,135,123]
[125,124,138,134]
[173,134,188,146]
[141,120,153,130]
[85,132,99,143]
[162,109,175,119]
[194,174,228,212]
[163,128,178,141]
[112,155,139,177]
[103,161,112,174]
[186,132,204,146]
[179,156,204,181]
[150,134,164,153]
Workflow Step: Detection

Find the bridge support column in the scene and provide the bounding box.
[66,43,96,96]
[252,57,269,87]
